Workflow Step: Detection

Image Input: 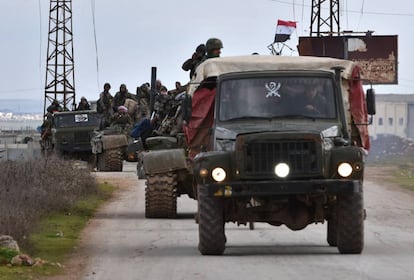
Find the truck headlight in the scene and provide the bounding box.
[212,167,227,182]
[274,163,290,178]
[338,162,353,177]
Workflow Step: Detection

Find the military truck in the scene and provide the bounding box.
[51,110,102,162]
[51,110,139,170]
[143,55,375,255]
[91,128,143,171]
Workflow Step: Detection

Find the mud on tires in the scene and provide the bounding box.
[145,173,177,218]
[336,192,364,254]
[197,184,225,255]
[97,148,123,172]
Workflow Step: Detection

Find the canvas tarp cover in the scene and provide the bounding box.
[183,87,216,159]
[189,55,356,96]
[348,65,370,151]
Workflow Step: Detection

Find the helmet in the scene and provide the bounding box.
[206,38,223,52]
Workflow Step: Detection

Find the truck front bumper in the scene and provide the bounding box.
[208,179,361,197]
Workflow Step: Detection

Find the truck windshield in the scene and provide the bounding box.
[54,113,102,128]
[218,76,337,121]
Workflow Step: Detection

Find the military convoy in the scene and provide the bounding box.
[47,109,139,171]
[141,55,375,255]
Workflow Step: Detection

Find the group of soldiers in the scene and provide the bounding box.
[95,37,224,138]
[41,37,224,144]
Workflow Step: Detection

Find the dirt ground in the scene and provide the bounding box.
[47,164,414,280]
[46,171,138,280]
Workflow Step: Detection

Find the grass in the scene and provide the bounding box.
[367,152,414,192]
[0,182,116,280]
[391,164,414,191]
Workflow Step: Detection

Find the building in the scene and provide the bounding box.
[368,94,414,140]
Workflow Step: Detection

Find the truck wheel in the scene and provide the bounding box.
[197,184,225,255]
[97,148,123,171]
[327,205,337,247]
[336,192,364,254]
[145,173,177,218]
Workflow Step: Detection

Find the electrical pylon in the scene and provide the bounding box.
[310,0,340,37]
[44,0,76,114]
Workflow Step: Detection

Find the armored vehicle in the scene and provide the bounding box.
[144,55,375,255]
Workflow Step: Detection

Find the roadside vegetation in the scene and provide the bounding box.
[0,157,115,279]
[367,134,414,191]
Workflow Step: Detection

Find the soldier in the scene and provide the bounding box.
[186,38,223,80]
[136,82,151,104]
[182,44,206,79]
[47,99,62,113]
[303,83,328,115]
[97,83,113,127]
[205,38,223,59]
[110,105,133,133]
[77,96,90,111]
[112,84,136,111]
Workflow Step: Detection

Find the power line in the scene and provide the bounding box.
[91,0,100,92]
[357,0,365,30]
[269,0,414,17]
[38,0,43,93]
[0,88,42,94]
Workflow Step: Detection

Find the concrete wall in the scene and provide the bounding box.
[0,142,42,161]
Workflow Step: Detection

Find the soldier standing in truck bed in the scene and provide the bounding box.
[77,96,91,111]
[182,44,206,79]
[112,84,136,112]
[97,82,114,127]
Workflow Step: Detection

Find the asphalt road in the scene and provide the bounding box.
[74,162,414,280]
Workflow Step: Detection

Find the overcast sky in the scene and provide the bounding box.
[0,0,413,107]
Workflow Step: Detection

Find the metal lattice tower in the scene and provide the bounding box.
[310,0,340,37]
[44,0,76,114]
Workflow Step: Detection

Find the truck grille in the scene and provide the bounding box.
[244,140,320,178]
[74,132,91,143]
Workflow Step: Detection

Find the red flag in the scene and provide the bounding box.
[274,20,297,43]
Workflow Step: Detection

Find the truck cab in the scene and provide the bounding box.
[186,55,375,255]
[52,110,102,157]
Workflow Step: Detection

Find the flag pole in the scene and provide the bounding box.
[268,42,295,56]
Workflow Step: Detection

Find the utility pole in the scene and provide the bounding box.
[310,0,340,37]
[44,0,76,114]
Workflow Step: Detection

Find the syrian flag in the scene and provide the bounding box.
[274,20,297,43]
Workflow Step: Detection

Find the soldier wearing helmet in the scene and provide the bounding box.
[183,38,223,80]
[205,38,223,59]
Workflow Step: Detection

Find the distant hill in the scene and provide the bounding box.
[0,99,43,114]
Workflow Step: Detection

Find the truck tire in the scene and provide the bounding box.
[336,192,364,254]
[197,184,225,255]
[327,205,337,247]
[145,173,177,218]
[97,148,123,172]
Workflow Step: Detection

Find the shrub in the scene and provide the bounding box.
[0,157,98,245]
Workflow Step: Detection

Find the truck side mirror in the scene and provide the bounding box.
[366,88,376,115]
[182,94,192,123]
